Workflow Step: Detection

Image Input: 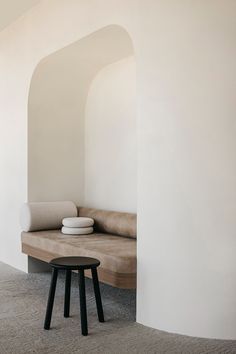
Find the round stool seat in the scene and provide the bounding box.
[50,256,100,270]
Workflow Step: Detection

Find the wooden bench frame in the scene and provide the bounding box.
[22,243,136,289]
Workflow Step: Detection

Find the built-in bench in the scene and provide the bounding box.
[21,207,137,289]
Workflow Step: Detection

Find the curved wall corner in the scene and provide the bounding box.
[136,2,236,339]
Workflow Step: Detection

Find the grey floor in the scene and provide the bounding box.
[0,262,235,354]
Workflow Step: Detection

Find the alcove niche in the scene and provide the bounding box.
[28,25,136,213]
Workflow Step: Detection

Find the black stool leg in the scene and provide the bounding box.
[91,267,104,322]
[64,269,71,318]
[78,269,88,336]
[44,267,58,330]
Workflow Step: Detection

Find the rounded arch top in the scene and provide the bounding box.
[29,24,135,95]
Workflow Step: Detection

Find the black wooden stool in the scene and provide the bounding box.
[44,256,104,336]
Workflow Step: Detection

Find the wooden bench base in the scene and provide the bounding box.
[22,243,136,289]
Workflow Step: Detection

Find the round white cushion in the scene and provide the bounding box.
[62,217,94,228]
[20,201,77,232]
[61,226,93,235]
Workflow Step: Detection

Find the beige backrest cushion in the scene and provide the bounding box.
[78,207,137,239]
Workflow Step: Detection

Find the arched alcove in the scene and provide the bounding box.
[28,25,136,212]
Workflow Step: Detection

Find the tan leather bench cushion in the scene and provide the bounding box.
[79,207,136,239]
[21,230,136,274]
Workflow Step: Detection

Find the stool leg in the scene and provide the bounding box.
[78,269,88,336]
[64,269,71,318]
[44,267,58,330]
[91,267,104,322]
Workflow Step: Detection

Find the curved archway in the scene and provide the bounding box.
[28,25,136,212]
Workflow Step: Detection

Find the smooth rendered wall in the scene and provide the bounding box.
[137,1,236,339]
[0,0,236,339]
[85,56,136,212]
[28,27,135,208]
[28,55,86,204]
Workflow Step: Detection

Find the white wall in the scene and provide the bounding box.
[28,53,86,203]
[0,0,236,340]
[85,57,136,212]
[0,0,40,32]
[28,27,135,211]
